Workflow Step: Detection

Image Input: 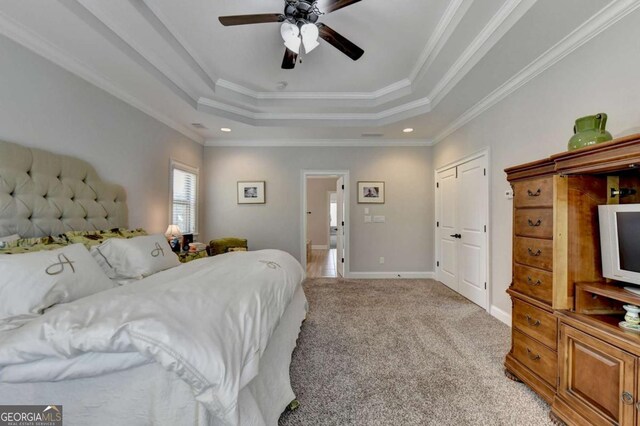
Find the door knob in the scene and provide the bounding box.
[449,234,462,239]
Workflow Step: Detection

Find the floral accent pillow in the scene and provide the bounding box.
[0,236,68,255]
[63,228,148,248]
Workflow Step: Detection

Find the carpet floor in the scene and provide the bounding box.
[279,278,552,426]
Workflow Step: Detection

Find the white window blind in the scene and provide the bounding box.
[171,165,198,235]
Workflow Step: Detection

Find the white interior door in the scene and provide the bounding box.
[436,155,488,309]
[457,157,487,308]
[436,167,459,291]
[336,177,345,277]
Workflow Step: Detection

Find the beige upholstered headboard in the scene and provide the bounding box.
[0,140,128,238]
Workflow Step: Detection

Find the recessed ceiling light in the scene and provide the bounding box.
[220,128,232,133]
[403,128,414,133]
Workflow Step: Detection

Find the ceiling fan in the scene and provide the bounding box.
[219,0,364,70]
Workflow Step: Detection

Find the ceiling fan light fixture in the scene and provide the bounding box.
[301,23,320,53]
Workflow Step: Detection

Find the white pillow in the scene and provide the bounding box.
[0,243,116,322]
[91,234,180,281]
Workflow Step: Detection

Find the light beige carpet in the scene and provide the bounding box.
[279,278,553,426]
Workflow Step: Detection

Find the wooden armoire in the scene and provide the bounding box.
[504,134,640,425]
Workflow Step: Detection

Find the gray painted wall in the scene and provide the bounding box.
[203,146,434,273]
[0,34,204,235]
[433,9,640,318]
[306,177,338,247]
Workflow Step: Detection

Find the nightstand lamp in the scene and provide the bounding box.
[165,224,182,253]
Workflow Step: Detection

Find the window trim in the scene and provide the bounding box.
[169,159,200,236]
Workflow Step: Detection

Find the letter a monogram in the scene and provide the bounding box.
[151,242,165,257]
[46,253,76,275]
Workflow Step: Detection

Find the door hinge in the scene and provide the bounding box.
[437,261,440,267]
[484,282,487,290]
[341,258,344,263]
[341,184,344,190]
[436,182,439,188]
[484,225,486,233]
[484,168,486,176]
[342,221,345,226]
[437,221,440,227]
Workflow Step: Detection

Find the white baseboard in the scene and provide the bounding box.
[490,305,512,326]
[347,271,435,279]
[311,245,328,250]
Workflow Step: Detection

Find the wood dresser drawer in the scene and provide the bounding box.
[514,237,553,271]
[512,299,557,349]
[513,176,553,208]
[514,208,553,239]
[512,328,557,386]
[512,264,553,304]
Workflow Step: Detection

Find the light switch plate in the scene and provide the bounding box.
[373,215,385,223]
[505,188,514,199]
[364,215,372,223]
[364,207,370,214]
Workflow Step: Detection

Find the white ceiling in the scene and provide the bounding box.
[0,0,636,145]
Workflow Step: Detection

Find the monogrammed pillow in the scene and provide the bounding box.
[0,243,116,322]
[90,234,180,282]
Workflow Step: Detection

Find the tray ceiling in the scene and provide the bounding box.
[0,0,636,144]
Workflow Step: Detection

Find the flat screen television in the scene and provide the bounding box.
[599,204,640,295]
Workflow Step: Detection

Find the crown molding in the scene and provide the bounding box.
[409,0,473,82]
[432,0,640,145]
[64,0,199,108]
[0,9,205,144]
[428,0,538,108]
[133,0,218,92]
[204,138,434,147]
[215,78,412,101]
[197,96,431,126]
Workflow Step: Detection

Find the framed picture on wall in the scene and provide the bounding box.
[357,181,385,204]
[237,181,266,204]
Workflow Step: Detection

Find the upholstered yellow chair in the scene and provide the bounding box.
[209,237,248,256]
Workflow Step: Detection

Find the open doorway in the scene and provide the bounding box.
[302,170,349,278]
[329,192,337,250]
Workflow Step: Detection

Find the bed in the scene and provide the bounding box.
[0,140,307,426]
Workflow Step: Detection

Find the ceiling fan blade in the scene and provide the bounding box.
[317,24,364,61]
[317,0,362,14]
[219,13,284,26]
[282,48,298,70]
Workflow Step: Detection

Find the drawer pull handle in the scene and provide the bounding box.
[527,189,541,197]
[527,276,542,286]
[526,348,540,361]
[525,315,541,327]
[527,248,542,257]
[622,391,634,405]
[527,219,542,227]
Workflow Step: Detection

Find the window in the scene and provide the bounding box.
[171,161,198,235]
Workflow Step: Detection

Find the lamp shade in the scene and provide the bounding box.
[301,23,320,53]
[165,224,182,237]
[281,22,301,54]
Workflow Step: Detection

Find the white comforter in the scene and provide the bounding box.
[0,249,304,426]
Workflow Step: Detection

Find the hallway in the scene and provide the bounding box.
[306,249,337,278]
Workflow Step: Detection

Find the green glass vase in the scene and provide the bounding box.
[567,113,613,151]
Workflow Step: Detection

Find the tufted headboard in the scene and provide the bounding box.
[0,140,128,238]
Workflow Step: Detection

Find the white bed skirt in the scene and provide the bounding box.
[0,285,308,426]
